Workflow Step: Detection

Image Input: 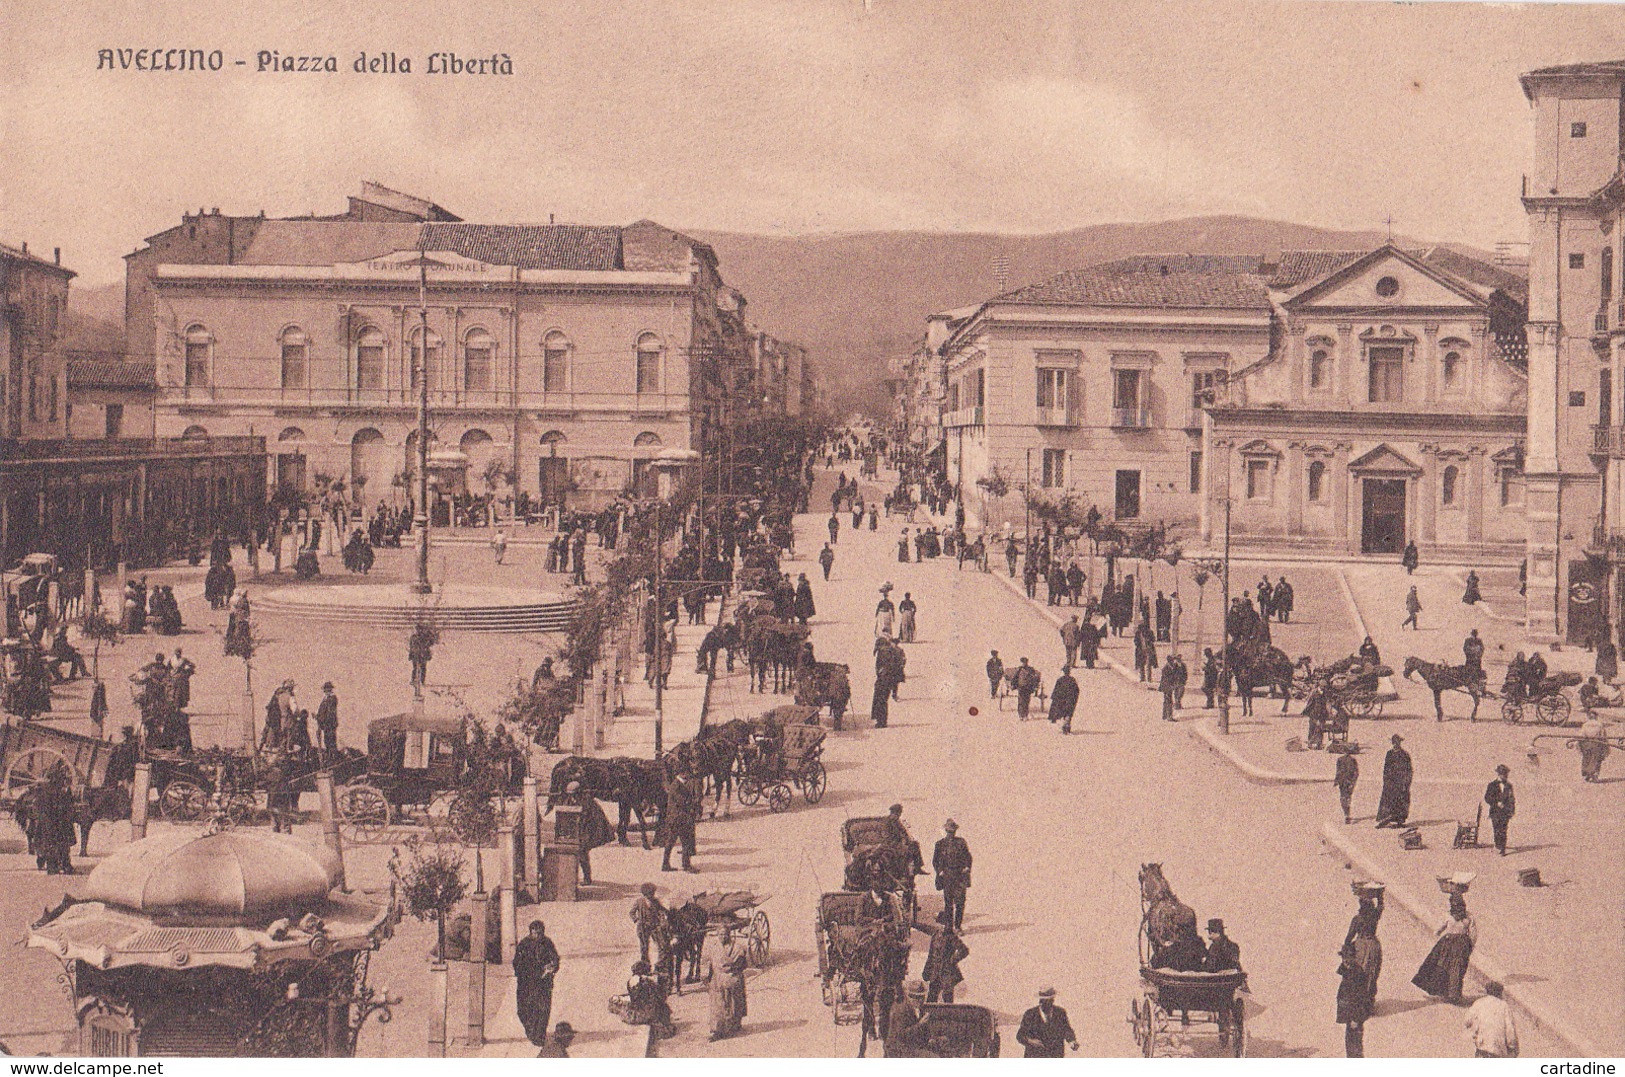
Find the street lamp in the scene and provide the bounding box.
[1187,496,1233,734]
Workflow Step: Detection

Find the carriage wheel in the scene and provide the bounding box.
[767,783,792,813]
[1230,999,1247,1057]
[1354,696,1378,718]
[737,777,762,807]
[815,919,829,981]
[1501,699,1525,724]
[1132,994,1156,1057]
[1538,693,1571,725]
[747,910,771,966]
[225,793,258,828]
[2,746,78,800]
[802,761,827,804]
[159,779,209,822]
[338,783,390,842]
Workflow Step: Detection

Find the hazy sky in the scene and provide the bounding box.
[4,0,1623,286]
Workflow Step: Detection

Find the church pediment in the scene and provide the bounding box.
[1285,247,1489,311]
[1348,443,1422,474]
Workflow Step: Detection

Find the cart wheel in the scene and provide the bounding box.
[1231,1000,1247,1057]
[225,793,258,828]
[159,779,209,822]
[1131,995,1155,1057]
[338,783,390,842]
[1501,699,1525,724]
[802,761,827,804]
[737,777,762,807]
[2,746,77,800]
[748,909,771,966]
[1353,697,1377,718]
[815,920,829,981]
[1538,693,1571,725]
[767,783,792,813]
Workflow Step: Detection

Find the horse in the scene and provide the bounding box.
[1138,863,1198,966]
[684,719,752,815]
[546,755,665,848]
[1403,656,1487,722]
[1224,642,1302,716]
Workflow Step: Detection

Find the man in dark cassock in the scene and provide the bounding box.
[316,682,340,758]
[793,573,816,625]
[1049,667,1079,733]
[1374,734,1413,828]
[513,921,561,1046]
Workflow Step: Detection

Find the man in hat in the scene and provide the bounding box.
[315,682,340,759]
[630,882,667,965]
[536,1021,575,1058]
[933,819,972,930]
[1335,750,1359,825]
[1375,734,1412,829]
[1049,666,1079,734]
[986,650,1005,700]
[1484,765,1516,856]
[1202,919,1241,971]
[513,920,561,1046]
[1016,987,1078,1057]
[923,911,969,1003]
[884,980,932,1057]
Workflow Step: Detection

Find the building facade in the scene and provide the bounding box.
[2,242,74,441]
[1205,246,1529,562]
[136,208,734,512]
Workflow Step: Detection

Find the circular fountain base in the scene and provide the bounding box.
[255,582,576,633]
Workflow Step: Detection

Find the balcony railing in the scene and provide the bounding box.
[162,383,691,415]
[1111,404,1152,429]
[942,406,984,428]
[1034,406,1078,427]
[0,435,264,461]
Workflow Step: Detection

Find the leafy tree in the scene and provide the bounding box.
[389,836,468,959]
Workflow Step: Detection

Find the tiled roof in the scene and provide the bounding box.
[999,256,1272,310]
[1267,250,1419,289]
[0,242,75,277]
[1420,246,1529,305]
[421,223,623,271]
[1522,60,1625,79]
[1268,247,1527,304]
[67,359,158,391]
[239,223,424,266]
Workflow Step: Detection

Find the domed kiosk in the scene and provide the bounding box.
[27,830,393,1057]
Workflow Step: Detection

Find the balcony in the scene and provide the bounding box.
[942,406,984,428]
[1111,404,1152,429]
[159,383,691,416]
[1034,406,1078,427]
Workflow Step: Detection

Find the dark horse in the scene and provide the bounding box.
[1223,642,1304,716]
[674,719,753,816]
[546,755,666,847]
[1403,656,1487,722]
[1138,863,1198,966]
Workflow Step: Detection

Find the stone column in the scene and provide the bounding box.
[521,776,540,903]
[500,883,517,967]
[1418,444,1438,546]
[1336,444,1355,554]
[466,891,488,1047]
[314,770,347,892]
[129,762,150,840]
[1338,325,1355,403]
[1285,443,1305,537]
[1467,447,1486,545]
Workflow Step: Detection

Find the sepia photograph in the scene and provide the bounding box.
[1,0,1623,1061]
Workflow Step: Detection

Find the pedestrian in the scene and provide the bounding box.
[986,650,1004,700]
[1134,618,1158,682]
[1345,889,1384,1008]
[1483,764,1515,856]
[1335,750,1359,824]
[1336,942,1373,1057]
[1463,629,1485,678]
[1049,667,1079,733]
[1168,653,1188,710]
[660,770,701,873]
[871,648,895,729]
[491,528,507,565]
[1578,712,1612,781]
[1465,981,1519,1057]
[1275,576,1294,623]
[1597,628,1618,684]
[1170,590,1183,645]
[1153,591,1171,642]
[1015,986,1078,1056]
[898,592,917,643]
[1402,585,1422,631]
[1202,648,1219,709]
[933,818,972,929]
[1158,657,1180,721]
[795,573,817,626]
[315,681,339,758]
[827,513,839,545]
[1375,734,1412,828]
[1413,893,1476,1005]
[1012,657,1041,718]
[31,766,76,875]
[536,1021,575,1058]
[630,885,667,965]
[1060,614,1081,669]
[1256,577,1274,623]
[923,913,969,1003]
[819,542,835,581]
[1402,540,1420,574]
[704,923,748,1040]
[898,528,911,563]
[875,590,896,638]
[408,622,434,689]
[513,920,561,1046]
[1462,569,1481,604]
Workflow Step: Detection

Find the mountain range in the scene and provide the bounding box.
[63,215,1514,414]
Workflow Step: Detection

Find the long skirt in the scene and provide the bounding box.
[1579,740,1610,781]
[1412,933,1472,1002]
[710,972,746,1036]
[876,610,895,637]
[1375,781,1411,826]
[899,611,916,642]
[871,681,891,727]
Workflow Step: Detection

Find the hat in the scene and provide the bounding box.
[1391,734,1404,744]
[1206,919,1225,932]
[1495,764,1509,775]
[889,803,903,815]
[1037,986,1057,999]
[640,882,656,896]
[943,818,958,831]
[904,980,927,999]
[554,1021,576,1037]
[322,681,335,691]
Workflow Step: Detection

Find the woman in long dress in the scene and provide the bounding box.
[875,594,896,638]
[704,925,748,1040]
[1412,893,1476,1004]
[897,594,917,643]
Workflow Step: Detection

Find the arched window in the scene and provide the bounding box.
[1441,350,1462,390]
[1442,465,1459,506]
[279,326,308,391]
[184,324,212,388]
[410,327,442,391]
[541,430,567,448]
[1309,349,1330,390]
[277,426,306,443]
[635,332,663,394]
[543,330,570,394]
[464,328,494,392]
[355,327,386,392]
[1307,460,1326,502]
[634,431,663,448]
[181,424,210,439]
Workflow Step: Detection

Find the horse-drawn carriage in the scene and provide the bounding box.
[1501,671,1580,725]
[1132,864,1248,1057]
[910,1003,1001,1057]
[841,815,921,922]
[813,890,909,1024]
[736,720,827,812]
[793,661,851,725]
[0,718,113,818]
[147,746,370,826]
[336,713,524,843]
[690,889,772,967]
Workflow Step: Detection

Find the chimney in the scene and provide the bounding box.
[54,248,60,265]
[549,213,555,225]
[20,242,27,255]
[212,208,219,215]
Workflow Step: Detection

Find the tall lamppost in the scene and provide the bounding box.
[1188,496,1233,733]
[412,243,433,596]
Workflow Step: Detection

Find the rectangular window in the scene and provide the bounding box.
[1115,469,1141,519]
[184,341,209,387]
[636,351,661,394]
[356,342,385,391]
[948,383,960,411]
[1113,369,1142,410]
[1189,451,1203,495]
[973,368,986,408]
[1036,368,1068,409]
[1041,448,1066,488]
[1572,121,1588,138]
[1367,345,1404,403]
[544,346,569,393]
[280,341,307,390]
[464,345,493,392]
[1570,252,1587,270]
[105,403,123,439]
[1191,370,1222,409]
[1246,459,1271,501]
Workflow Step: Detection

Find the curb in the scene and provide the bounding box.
[987,570,1154,691]
[1318,822,1603,1058]
[1333,567,1402,701]
[1189,718,1331,785]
